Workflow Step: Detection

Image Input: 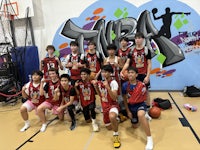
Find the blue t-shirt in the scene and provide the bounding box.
[122,81,136,95]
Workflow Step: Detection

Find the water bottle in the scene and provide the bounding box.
[28,75,32,82]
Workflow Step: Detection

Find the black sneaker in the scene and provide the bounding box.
[70,120,76,130]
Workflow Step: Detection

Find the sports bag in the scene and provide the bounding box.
[152,98,172,110]
[183,85,200,97]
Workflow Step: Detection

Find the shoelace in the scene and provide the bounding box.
[114,136,120,143]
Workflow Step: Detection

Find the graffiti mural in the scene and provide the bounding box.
[52,0,200,90]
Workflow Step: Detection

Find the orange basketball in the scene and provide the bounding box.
[122,70,128,81]
[149,107,161,118]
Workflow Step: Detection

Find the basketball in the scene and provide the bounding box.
[152,8,158,14]
[122,70,128,81]
[149,106,161,118]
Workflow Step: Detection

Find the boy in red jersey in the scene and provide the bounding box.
[85,41,103,80]
[56,74,77,130]
[20,70,45,132]
[41,45,63,79]
[92,64,121,148]
[65,41,85,85]
[104,44,121,84]
[122,66,153,150]
[120,32,152,120]
[104,44,127,122]
[37,68,61,132]
[118,37,131,69]
[75,68,99,132]
[65,41,85,114]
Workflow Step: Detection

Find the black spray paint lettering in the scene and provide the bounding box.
[61,10,185,67]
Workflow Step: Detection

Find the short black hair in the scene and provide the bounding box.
[70,41,79,46]
[120,37,129,42]
[48,68,59,76]
[107,44,117,51]
[102,64,113,73]
[87,41,96,46]
[135,32,145,38]
[80,68,91,75]
[127,66,138,73]
[60,74,71,81]
[32,70,43,77]
[46,45,55,51]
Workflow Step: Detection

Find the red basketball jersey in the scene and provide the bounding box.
[127,81,147,104]
[97,80,119,112]
[28,82,45,106]
[86,53,101,73]
[130,48,148,74]
[46,80,61,106]
[60,85,73,104]
[118,47,131,65]
[78,81,96,107]
[68,54,83,80]
[42,57,59,79]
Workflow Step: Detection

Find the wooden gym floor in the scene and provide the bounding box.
[0,92,200,150]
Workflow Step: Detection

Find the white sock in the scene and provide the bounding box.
[145,112,152,121]
[40,123,47,132]
[20,120,30,132]
[113,132,119,136]
[92,119,96,124]
[145,136,153,150]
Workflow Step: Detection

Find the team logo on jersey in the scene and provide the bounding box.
[64,96,70,102]
[30,90,39,103]
[82,87,91,100]
[89,59,97,72]
[135,54,144,68]
[99,86,108,102]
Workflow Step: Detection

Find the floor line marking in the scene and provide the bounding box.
[83,132,95,150]
[168,92,200,144]
[16,116,58,150]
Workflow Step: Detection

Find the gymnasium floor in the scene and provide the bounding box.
[0,92,200,150]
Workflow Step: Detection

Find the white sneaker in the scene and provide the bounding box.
[92,123,99,132]
[145,112,152,121]
[20,123,30,132]
[145,137,153,150]
[40,124,47,132]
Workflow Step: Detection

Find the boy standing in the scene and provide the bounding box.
[120,32,152,119]
[118,37,131,69]
[85,41,102,80]
[75,68,99,132]
[92,65,121,148]
[20,70,44,132]
[122,67,153,150]
[65,41,85,85]
[41,45,63,79]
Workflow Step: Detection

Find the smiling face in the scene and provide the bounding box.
[81,72,90,81]
[48,71,58,81]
